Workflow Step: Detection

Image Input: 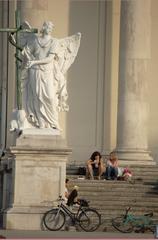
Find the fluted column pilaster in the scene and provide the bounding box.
[115,0,154,165]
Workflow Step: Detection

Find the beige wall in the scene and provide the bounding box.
[67,0,120,163]
[67,1,107,163]
[149,0,158,162]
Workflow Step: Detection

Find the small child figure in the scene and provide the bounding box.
[122,167,132,181]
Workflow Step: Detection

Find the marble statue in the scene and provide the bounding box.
[10,21,81,133]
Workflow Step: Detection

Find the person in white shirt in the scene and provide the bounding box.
[105,152,119,180]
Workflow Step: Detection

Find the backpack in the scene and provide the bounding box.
[78,167,86,175]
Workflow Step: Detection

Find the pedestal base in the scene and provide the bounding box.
[4,206,48,230]
[4,134,72,230]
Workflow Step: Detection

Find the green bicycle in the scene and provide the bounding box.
[112,207,156,233]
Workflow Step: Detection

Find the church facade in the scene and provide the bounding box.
[0,0,158,229]
[1,0,158,165]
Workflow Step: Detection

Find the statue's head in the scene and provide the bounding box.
[41,21,54,35]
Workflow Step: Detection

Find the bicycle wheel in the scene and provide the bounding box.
[78,208,101,232]
[43,208,65,231]
[148,225,156,233]
[112,216,134,233]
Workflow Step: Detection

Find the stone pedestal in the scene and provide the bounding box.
[4,131,71,230]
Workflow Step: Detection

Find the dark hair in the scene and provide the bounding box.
[65,178,69,184]
[90,151,102,161]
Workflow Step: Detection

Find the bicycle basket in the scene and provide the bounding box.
[79,199,89,207]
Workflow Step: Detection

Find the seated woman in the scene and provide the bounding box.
[86,151,105,180]
[105,152,118,180]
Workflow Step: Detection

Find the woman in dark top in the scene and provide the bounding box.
[86,151,105,180]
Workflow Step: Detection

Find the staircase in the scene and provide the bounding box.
[67,165,158,231]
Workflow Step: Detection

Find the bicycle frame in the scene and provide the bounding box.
[57,201,81,223]
[125,214,151,226]
[124,208,153,228]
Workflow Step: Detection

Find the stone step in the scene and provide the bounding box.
[67,169,158,232]
[67,165,158,175]
[94,207,158,216]
[131,168,158,172]
[99,209,158,216]
[70,176,153,182]
[70,169,158,174]
[76,185,157,191]
[70,188,158,196]
[69,180,157,189]
[67,173,158,180]
[132,172,158,176]
[77,190,157,197]
[79,195,158,202]
[70,188,158,197]
[84,200,158,208]
[70,178,158,184]
[67,164,158,169]
[78,193,158,201]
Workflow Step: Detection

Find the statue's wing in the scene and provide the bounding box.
[56,32,81,74]
[19,21,36,48]
[53,33,81,112]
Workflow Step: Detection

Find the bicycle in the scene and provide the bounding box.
[42,196,101,232]
[112,207,156,233]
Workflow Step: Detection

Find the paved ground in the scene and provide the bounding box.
[0,229,155,239]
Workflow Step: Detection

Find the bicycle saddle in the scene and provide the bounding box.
[144,212,153,217]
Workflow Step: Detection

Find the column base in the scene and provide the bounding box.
[115,149,155,166]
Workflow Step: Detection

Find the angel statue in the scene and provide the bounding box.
[10,21,81,133]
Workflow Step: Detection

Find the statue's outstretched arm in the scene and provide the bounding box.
[26,53,55,68]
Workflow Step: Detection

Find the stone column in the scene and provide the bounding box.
[115,0,154,165]
[0,1,9,151]
[17,0,49,31]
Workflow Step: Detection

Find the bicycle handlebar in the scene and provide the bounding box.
[125,207,131,217]
[57,195,65,202]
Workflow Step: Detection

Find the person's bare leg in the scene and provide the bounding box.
[87,164,94,179]
[98,165,106,179]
